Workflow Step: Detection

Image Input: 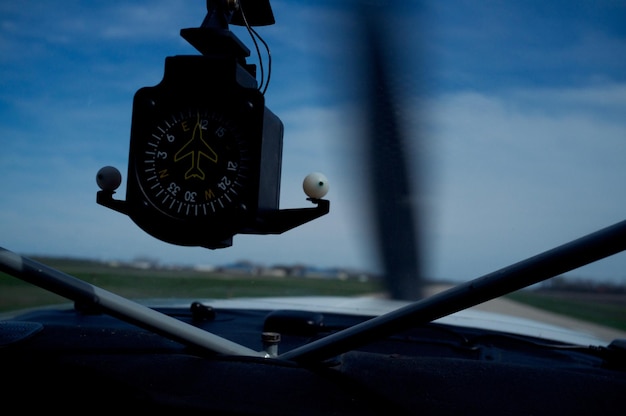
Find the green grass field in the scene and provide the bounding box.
[3,257,625,333]
[506,291,626,332]
[0,257,383,313]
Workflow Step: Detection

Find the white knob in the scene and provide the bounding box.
[303,172,329,199]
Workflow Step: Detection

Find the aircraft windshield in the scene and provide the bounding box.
[1,1,625,342]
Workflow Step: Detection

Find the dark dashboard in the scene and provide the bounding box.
[3,302,625,415]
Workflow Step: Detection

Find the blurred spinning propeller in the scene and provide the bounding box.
[358,3,425,300]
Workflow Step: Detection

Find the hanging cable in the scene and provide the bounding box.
[238,2,272,94]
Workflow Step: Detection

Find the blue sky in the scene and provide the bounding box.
[1,1,626,284]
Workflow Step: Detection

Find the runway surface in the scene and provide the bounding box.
[425,284,626,343]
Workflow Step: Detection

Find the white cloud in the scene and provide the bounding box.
[425,84,626,281]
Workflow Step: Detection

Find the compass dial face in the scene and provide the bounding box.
[137,108,250,220]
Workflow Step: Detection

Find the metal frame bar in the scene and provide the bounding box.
[279,219,626,363]
[0,247,265,358]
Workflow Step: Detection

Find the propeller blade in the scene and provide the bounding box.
[359,4,424,300]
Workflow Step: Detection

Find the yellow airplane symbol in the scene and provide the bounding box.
[174,114,218,180]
